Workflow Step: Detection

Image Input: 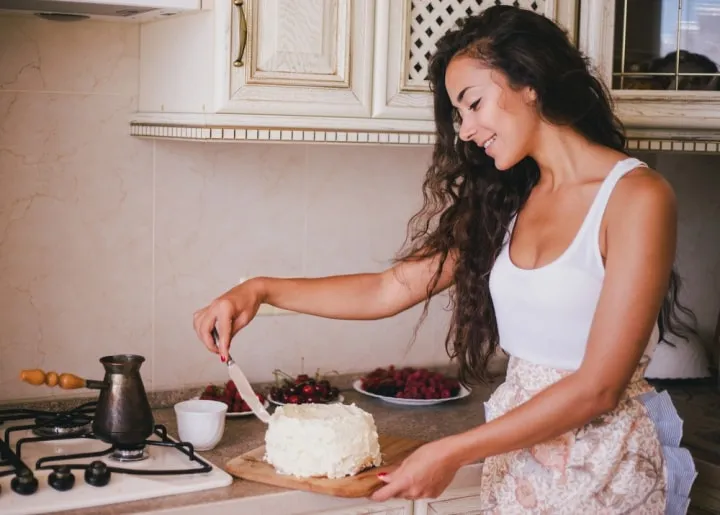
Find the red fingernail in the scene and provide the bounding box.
[377,472,386,478]
[220,356,226,363]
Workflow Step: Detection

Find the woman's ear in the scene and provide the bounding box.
[524,87,538,104]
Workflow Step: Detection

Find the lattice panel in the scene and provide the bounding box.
[407,0,546,88]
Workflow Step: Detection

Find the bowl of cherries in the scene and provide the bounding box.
[353,365,471,406]
[267,369,343,405]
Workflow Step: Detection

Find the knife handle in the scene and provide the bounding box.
[211,327,237,367]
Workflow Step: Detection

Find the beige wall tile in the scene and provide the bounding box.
[153,141,308,388]
[0,16,139,96]
[0,91,153,400]
[305,145,431,275]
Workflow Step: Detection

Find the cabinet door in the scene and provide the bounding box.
[215,0,375,118]
[413,486,484,515]
[579,0,720,130]
[372,0,580,120]
[314,500,413,515]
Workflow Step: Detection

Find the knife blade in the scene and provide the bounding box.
[212,328,272,424]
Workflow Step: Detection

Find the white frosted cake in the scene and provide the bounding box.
[264,403,382,479]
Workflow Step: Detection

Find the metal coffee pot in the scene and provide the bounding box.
[20,354,155,447]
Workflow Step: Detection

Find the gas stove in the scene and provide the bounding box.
[0,401,233,515]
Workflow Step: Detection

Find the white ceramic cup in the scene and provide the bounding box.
[174,399,227,451]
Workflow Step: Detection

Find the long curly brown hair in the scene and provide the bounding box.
[397,6,696,386]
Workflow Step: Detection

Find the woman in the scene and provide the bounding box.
[193,6,697,513]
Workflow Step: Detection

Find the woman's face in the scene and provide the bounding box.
[445,54,540,170]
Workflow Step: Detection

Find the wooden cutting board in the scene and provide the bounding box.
[225,434,425,498]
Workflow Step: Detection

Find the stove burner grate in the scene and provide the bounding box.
[1,401,97,443]
[33,425,214,479]
[1,405,215,495]
[32,416,92,438]
[110,445,149,462]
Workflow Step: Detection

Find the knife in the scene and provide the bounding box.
[212,327,272,424]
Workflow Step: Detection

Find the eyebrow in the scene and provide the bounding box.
[457,86,471,103]
[456,85,484,104]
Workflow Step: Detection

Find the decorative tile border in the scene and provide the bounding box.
[626,138,720,154]
[130,124,435,145]
[130,124,720,153]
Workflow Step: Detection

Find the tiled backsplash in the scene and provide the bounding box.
[0,16,718,402]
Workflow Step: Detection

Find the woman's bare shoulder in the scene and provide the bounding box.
[607,164,677,230]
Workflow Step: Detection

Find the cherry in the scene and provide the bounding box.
[301,384,315,396]
[268,369,341,404]
[315,383,329,397]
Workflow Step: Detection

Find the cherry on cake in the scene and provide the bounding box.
[264,403,382,479]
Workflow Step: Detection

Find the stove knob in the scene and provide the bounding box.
[49,466,76,491]
[84,460,111,487]
[11,468,39,495]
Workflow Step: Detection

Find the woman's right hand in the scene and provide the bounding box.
[193,279,265,360]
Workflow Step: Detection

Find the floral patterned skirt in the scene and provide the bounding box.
[479,357,697,514]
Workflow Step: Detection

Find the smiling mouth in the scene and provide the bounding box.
[482,134,497,149]
[482,134,497,150]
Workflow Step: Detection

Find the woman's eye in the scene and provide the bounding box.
[469,99,481,111]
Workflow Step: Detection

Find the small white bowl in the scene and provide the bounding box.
[174,399,228,451]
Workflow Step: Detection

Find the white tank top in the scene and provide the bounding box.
[489,157,659,370]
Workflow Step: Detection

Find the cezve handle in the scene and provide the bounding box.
[20,369,105,390]
[211,328,272,424]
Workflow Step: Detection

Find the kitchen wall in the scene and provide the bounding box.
[1,16,718,402]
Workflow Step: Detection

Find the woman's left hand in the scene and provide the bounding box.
[370,437,464,502]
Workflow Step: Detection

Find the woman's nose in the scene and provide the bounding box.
[458,116,476,142]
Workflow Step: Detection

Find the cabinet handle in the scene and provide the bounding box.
[233,0,248,67]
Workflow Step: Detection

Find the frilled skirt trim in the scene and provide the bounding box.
[637,390,697,514]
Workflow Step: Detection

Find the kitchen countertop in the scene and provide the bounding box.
[34,377,720,515]
[49,380,498,515]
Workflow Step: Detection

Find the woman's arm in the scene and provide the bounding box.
[195,249,457,357]
[256,249,457,320]
[371,169,677,501]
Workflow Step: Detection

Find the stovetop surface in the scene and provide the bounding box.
[0,410,232,515]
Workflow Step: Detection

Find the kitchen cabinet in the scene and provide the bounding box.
[413,486,483,514]
[578,0,720,131]
[218,0,375,119]
[312,487,483,514]
[132,0,720,152]
[315,501,413,515]
[137,0,375,119]
[140,464,486,515]
[371,0,579,122]
[131,0,580,144]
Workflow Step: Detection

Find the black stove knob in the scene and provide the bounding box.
[49,466,76,491]
[11,468,39,495]
[84,460,111,487]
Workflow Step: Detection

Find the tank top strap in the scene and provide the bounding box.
[576,157,648,248]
